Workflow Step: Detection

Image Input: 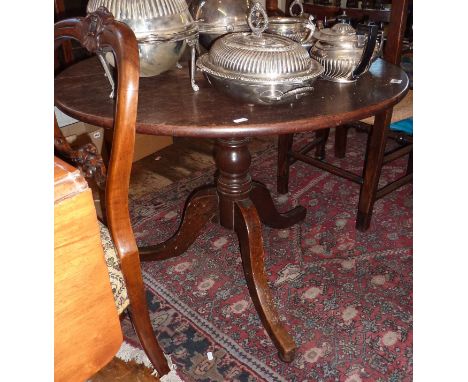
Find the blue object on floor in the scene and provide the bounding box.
[390,117,413,135]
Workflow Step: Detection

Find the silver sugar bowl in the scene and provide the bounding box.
[197,2,324,105]
[190,0,251,49]
[266,0,316,50]
[309,14,381,83]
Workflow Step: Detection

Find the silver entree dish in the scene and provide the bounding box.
[196,2,323,105]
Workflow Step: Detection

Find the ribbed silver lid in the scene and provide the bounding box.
[189,0,250,34]
[197,2,323,83]
[87,0,197,41]
[313,22,358,44]
[208,33,316,80]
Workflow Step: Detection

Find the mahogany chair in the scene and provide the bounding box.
[277,0,411,231]
[54,8,174,378]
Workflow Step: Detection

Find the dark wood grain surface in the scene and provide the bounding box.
[55,58,408,138]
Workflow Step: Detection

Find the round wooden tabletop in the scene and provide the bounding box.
[55,57,409,138]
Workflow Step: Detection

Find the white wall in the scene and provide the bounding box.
[279,0,286,12]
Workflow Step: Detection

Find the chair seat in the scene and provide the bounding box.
[98,221,130,315]
[389,117,413,135]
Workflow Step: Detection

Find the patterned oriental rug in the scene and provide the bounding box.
[122,129,413,382]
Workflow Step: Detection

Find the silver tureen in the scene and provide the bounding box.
[309,14,380,83]
[196,2,324,105]
[189,0,251,49]
[87,0,199,90]
[266,0,316,50]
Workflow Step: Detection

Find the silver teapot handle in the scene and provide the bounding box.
[259,86,314,103]
[352,24,379,79]
[289,0,303,17]
[279,86,314,101]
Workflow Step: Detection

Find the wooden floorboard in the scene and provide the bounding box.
[90,357,160,382]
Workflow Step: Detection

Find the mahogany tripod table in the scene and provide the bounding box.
[55,57,408,362]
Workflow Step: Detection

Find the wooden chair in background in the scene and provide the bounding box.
[277,0,412,231]
[54,0,91,73]
[54,8,172,378]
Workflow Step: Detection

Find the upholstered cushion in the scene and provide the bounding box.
[390,117,413,135]
[98,221,130,315]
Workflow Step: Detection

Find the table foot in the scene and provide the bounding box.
[250,181,306,229]
[234,199,297,362]
[139,187,218,261]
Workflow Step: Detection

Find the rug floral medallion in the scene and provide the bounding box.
[122,130,413,382]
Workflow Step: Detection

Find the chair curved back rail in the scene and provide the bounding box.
[54,9,171,376]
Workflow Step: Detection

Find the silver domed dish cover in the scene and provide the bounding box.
[266,0,316,50]
[87,0,199,90]
[197,2,323,105]
[310,14,380,83]
[190,0,251,49]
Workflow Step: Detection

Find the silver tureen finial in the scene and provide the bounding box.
[247,1,269,37]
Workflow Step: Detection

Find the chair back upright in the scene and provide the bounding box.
[54,8,172,377]
[383,0,409,65]
[54,7,140,264]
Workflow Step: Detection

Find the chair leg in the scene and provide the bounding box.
[406,150,413,175]
[334,125,348,158]
[356,110,392,231]
[123,257,171,376]
[314,129,330,160]
[277,134,294,194]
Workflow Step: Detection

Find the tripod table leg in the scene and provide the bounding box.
[139,187,218,261]
[250,181,306,229]
[234,199,297,362]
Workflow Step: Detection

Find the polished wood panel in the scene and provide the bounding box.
[54,157,123,382]
[55,58,408,138]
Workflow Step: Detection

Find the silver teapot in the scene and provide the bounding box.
[266,0,316,50]
[189,0,251,49]
[309,13,380,83]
